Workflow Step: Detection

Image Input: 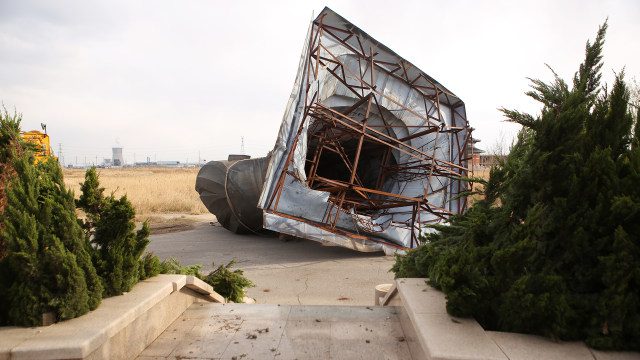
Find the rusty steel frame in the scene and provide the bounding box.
[264,11,473,250]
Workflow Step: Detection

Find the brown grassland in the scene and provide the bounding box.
[61,166,490,232]
[63,167,209,227]
[468,168,491,206]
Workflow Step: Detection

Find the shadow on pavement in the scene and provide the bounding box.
[147,222,389,271]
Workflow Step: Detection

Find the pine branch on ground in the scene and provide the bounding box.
[202,260,255,303]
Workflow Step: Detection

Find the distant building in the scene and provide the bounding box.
[112,147,124,166]
[133,160,183,167]
[476,154,508,168]
[157,161,181,166]
[467,135,484,168]
[468,136,509,169]
[135,162,157,167]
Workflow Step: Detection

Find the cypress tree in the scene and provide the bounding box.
[392,22,640,350]
[77,168,151,296]
[0,111,102,325]
[76,167,104,238]
[93,195,150,296]
[0,106,22,264]
[36,159,103,312]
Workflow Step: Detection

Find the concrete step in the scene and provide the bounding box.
[384,279,640,360]
[137,303,413,360]
[0,275,223,360]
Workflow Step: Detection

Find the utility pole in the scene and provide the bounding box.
[58,143,64,166]
[241,136,245,154]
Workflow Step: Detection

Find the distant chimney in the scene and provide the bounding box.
[112,147,124,166]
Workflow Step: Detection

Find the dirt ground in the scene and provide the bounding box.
[136,213,216,235]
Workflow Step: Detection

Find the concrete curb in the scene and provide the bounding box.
[0,274,224,360]
[383,278,640,360]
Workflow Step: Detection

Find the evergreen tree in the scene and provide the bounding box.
[0,106,23,263]
[0,112,102,326]
[138,252,165,280]
[36,160,103,312]
[76,167,104,238]
[77,168,151,296]
[0,111,254,325]
[392,22,640,350]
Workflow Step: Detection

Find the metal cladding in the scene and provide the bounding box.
[257,7,473,253]
[196,156,271,234]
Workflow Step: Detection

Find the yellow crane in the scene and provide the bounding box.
[20,124,56,163]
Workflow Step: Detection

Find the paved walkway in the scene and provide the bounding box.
[146,222,396,306]
[136,303,411,360]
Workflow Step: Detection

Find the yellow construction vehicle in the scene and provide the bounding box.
[20,124,56,163]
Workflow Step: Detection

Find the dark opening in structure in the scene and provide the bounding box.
[304,125,398,203]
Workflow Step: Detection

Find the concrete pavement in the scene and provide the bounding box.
[146,221,396,306]
[136,303,410,360]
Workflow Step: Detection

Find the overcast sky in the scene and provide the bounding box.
[1,0,638,166]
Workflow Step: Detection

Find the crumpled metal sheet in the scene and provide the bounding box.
[257,7,472,252]
[196,155,271,234]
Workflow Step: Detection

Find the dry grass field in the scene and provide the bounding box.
[63,166,208,222]
[473,169,491,180]
[467,168,491,206]
[62,166,491,215]
[61,166,491,232]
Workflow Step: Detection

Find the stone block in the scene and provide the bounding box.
[487,331,593,360]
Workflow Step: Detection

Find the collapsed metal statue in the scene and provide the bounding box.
[196,7,473,253]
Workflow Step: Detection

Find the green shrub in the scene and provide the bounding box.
[0,111,102,326]
[160,258,255,303]
[158,257,204,276]
[392,22,640,350]
[0,111,255,325]
[75,166,104,237]
[76,168,151,296]
[138,252,164,280]
[202,260,255,303]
